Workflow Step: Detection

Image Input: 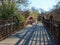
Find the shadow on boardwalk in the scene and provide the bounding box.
[15,23,56,45]
[0,23,57,45]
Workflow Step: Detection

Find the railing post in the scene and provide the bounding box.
[57,24,60,44]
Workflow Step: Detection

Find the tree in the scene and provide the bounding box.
[16,0,28,6]
[30,7,39,20]
[0,0,17,20]
[17,13,25,23]
[54,1,60,15]
[0,0,28,20]
[23,10,30,18]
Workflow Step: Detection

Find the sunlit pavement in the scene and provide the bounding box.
[0,22,56,45]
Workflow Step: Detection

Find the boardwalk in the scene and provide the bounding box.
[0,23,56,45]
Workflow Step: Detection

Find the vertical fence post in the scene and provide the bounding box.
[57,24,60,44]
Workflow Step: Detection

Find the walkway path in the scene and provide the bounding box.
[0,23,56,45]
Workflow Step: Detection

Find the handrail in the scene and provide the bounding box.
[44,20,59,27]
[43,20,60,44]
[0,21,24,41]
[0,22,15,27]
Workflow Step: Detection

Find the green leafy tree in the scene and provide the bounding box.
[0,0,17,20]
[23,10,30,18]
[31,7,39,19]
[0,0,28,20]
[17,14,25,23]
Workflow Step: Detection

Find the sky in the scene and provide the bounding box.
[28,0,60,11]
